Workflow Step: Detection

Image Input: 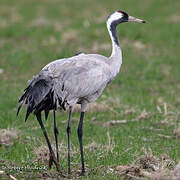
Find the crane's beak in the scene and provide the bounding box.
[128,16,146,23]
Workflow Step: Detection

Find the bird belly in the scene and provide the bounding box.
[77,85,107,104]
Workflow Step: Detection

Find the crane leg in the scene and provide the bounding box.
[36,113,62,174]
[53,110,59,162]
[77,112,85,174]
[67,106,73,174]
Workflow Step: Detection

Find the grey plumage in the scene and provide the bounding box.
[17,10,145,175]
[18,53,115,118]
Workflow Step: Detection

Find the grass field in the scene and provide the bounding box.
[0,0,180,179]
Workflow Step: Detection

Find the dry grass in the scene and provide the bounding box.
[85,131,115,153]
[103,120,127,127]
[34,131,115,164]
[116,148,175,179]
[90,42,111,52]
[160,65,171,77]
[42,36,57,45]
[33,145,49,163]
[134,110,152,121]
[0,6,22,28]
[123,108,136,115]
[85,141,101,151]
[61,29,78,44]
[172,162,180,179]
[103,109,152,127]
[173,127,180,139]
[33,142,78,163]
[29,17,50,27]
[0,170,17,180]
[168,15,180,23]
[133,40,146,50]
[157,134,172,140]
[0,68,4,74]
[0,128,18,146]
[106,131,115,153]
[74,102,110,113]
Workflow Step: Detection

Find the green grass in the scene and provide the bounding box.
[0,0,180,179]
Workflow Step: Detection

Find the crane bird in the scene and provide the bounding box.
[17,10,146,175]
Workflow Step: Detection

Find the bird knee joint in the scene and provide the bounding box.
[67,126,71,134]
[54,127,59,135]
[77,128,82,137]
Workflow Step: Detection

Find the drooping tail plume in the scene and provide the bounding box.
[17,75,54,121]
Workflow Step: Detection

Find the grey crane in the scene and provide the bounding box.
[17,10,146,175]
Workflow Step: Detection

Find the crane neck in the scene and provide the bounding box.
[107,22,122,59]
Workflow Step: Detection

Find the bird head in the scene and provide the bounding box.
[106,10,146,27]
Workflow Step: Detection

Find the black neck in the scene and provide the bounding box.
[110,23,120,46]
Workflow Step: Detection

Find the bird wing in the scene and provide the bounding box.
[17,54,112,119]
[62,63,110,97]
[41,53,109,78]
[41,54,112,101]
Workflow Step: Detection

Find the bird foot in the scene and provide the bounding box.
[79,170,85,176]
[67,174,72,179]
[48,152,66,177]
[48,154,53,169]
